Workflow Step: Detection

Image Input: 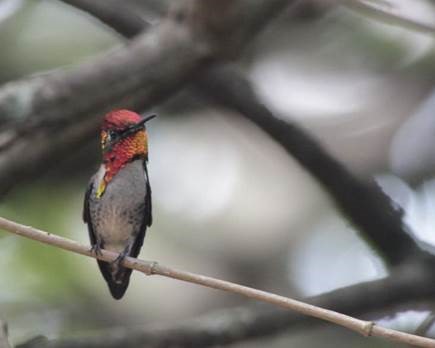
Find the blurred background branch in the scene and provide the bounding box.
[0,0,293,196]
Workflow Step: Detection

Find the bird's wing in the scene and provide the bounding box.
[128,160,152,260]
[144,160,152,227]
[83,179,97,246]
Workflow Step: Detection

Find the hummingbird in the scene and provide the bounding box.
[83,109,155,299]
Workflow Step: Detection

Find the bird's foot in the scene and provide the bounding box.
[111,250,128,266]
[90,241,103,256]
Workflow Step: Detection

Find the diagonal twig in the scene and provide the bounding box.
[0,215,434,348]
[17,265,435,348]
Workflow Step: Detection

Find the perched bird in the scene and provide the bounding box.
[83,109,155,299]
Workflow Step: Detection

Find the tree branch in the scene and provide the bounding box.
[61,0,151,38]
[195,65,426,266]
[0,216,434,348]
[0,0,293,196]
[17,262,435,348]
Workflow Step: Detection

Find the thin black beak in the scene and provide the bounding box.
[119,114,157,139]
[104,114,157,153]
[136,114,157,129]
[141,113,157,124]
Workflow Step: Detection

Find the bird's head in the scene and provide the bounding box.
[101,109,155,157]
[96,109,155,197]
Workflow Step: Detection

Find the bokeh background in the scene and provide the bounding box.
[1,0,435,346]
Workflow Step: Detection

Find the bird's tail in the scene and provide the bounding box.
[97,260,133,300]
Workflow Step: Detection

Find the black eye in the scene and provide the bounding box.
[108,130,118,142]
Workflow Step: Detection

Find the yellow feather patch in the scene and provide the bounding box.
[96,179,106,198]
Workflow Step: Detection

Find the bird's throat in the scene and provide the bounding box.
[96,131,147,198]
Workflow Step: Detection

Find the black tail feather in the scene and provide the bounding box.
[97,260,133,300]
[94,223,148,300]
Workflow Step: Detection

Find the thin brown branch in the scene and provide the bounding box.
[0,216,434,347]
[17,263,435,348]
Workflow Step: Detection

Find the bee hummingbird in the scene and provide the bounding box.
[83,109,155,299]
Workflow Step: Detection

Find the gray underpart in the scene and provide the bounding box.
[88,160,148,281]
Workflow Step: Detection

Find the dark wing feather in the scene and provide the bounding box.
[83,180,96,245]
[127,159,152,260]
[144,160,152,227]
[83,181,92,223]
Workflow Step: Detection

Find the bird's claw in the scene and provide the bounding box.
[111,250,128,266]
[90,242,103,256]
